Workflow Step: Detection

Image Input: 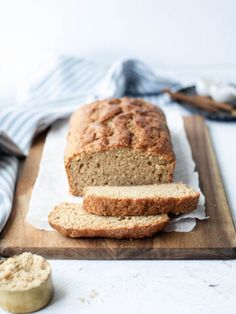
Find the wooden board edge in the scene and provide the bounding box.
[184,116,236,243]
[203,120,236,235]
[1,246,236,260]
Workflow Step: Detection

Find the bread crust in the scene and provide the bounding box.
[83,193,200,216]
[64,97,175,195]
[48,203,169,239]
[49,217,169,239]
[65,97,175,161]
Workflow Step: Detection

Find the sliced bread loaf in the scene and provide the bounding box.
[48,203,169,239]
[83,183,200,216]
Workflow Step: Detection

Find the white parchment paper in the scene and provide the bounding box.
[27,112,206,232]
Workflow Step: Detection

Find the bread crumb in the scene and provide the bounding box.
[89,289,99,299]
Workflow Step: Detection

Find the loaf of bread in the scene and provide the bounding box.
[48,203,169,239]
[83,183,200,216]
[0,252,53,314]
[65,97,175,196]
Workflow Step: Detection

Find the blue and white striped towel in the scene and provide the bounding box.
[0,58,179,233]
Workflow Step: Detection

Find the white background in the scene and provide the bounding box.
[0,0,236,68]
[1,0,236,108]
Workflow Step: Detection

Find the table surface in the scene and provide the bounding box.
[1,66,236,314]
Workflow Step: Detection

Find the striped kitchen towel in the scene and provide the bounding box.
[0,58,179,232]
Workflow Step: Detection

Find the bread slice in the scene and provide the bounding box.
[0,252,53,314]
[83,183,200,216]
[48,203,169,239]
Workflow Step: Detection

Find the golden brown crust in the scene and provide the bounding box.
[49,217,169,239]
[48,203,169,239]
[64,97,175,164]
[83,193,200,216]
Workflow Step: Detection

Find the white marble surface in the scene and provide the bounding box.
[48,260,236,313]
[1,66,236,314]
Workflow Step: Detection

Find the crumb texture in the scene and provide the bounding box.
[0,253,51,291]
[84,183,199,198]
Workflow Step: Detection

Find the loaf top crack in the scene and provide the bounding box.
[65,97,175,163]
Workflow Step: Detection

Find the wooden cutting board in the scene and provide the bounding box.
[0,116,235,260]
